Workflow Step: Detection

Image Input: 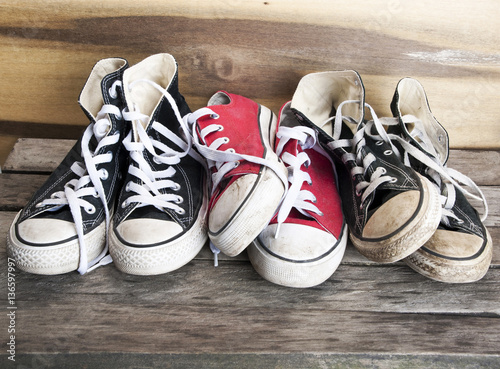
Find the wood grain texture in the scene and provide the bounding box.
[0,173,47,211]
[0,0,499,148]
[1,4,500,360]
[7,302,500,355]
[2,138,76,173]
[3,353,499,369]
[4,138,499,184]
[4,257,500,315]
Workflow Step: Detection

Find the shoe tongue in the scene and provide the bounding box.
[278,135,301,157]
[126,204,180,224]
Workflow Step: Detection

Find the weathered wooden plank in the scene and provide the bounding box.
[0,136,17,169]
[0,1,499,148]
[3,255,498,315]
[2,138,75,173]
[3,353,499,369]
[0,173,47,211]
[4,138,499,186]
[10,301,500,355]
[446,149,500,186]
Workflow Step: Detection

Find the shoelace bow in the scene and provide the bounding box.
[381,115,488,225]
[274,125,324,238]
[36,80,123,274]
[121,79,205,216]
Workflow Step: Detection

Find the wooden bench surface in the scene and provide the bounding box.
[0,139,499,368]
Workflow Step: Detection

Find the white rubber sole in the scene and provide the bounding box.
[248,226,348,288]
[109,199,208,276]
[350,174,442,263]
[208,105,286,257]
[7,211,105,275]
[405,228,493,283]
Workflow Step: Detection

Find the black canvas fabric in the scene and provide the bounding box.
[14,59,129,243]
[112,69,206,248]
[390,86,488,248]
[293,110,424,241]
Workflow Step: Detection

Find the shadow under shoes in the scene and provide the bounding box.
[389,77,492,282]
[290,71,442,263]
[7,57,129,275]
[109,53,208,275]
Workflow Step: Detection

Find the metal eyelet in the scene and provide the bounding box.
[383,150,393,156]
[223,137,230,144]
[172,183,181,191]
[100,169,109,180]
[390,177,398,183]
[121,200,129,208]
[176,208,186,215]
[376,141,384,146]
[85,206,96,214]
[175,196,184,204]
[379,167,387,175]
[217,125,224,131]
[109,87,118,99]
[233,161,240,168]
[125,182,132,192]
[211,113,220,119]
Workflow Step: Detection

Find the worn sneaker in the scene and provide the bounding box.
[390,77,492,282]
[109,53,208,275]
[7,58,129,275]
[186,92,288,257]
[247,102,348,287]
[290,71,442,262]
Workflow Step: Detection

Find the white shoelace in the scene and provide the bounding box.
[36,80,123,274]
[325,100,399,208]
[185,107,288,196]
[382,115,488,225]
[121,79,205,215]
[184,107,289,264]
[274,125,324,237]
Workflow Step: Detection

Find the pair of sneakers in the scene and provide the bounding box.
[186,92,348,288]
[290,71,491,283]
[8,54,208,276]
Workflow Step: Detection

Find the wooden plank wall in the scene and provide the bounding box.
[0,0,499,155]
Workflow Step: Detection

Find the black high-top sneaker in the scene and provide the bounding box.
[290,71,442,263]
[7,58,129,275]
[109,53,208,275]
[390,77,492,282]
